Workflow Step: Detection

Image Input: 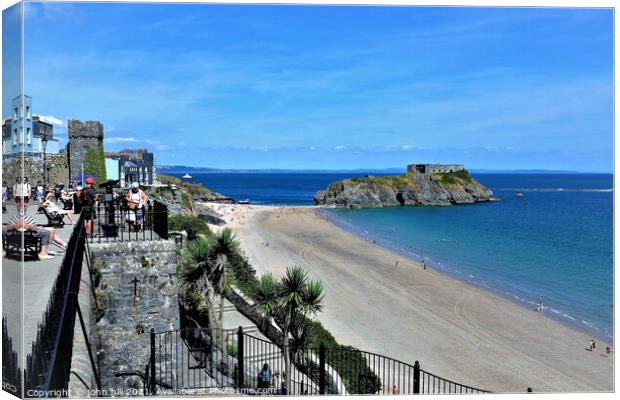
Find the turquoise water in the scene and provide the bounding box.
[172,172,613,340]
[325,174,613,341]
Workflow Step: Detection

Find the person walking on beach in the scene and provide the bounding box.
[589,339,595,351]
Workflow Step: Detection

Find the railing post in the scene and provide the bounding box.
[237,326,244,390]
[319,344,326,395]
[150,328,156,395]
[413,360,420,394]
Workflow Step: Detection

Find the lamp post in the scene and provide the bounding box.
[41,134,48,189]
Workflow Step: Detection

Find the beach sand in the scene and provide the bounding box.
[206,203,613,393]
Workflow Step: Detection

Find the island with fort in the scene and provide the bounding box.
[314,163,496,208]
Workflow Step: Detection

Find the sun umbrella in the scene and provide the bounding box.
[71,174,94,182]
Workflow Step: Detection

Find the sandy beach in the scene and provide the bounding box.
[205,203,613,393]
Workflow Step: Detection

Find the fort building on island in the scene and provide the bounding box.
[407,163,465,175]
[2,95,60,161]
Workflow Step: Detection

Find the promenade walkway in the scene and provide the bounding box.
[2,202,76,369]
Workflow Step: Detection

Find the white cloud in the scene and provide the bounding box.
[155,144,170,151]
[38,115,64,126]
[106,137,137,143]
[334,145,346,151]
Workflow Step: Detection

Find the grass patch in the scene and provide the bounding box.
[433,170,473,186]
[349,175,414,190]
[158,173,221,199]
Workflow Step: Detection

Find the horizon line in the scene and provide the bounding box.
[156,166,613,174]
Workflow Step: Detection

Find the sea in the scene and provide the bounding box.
[168,171,613,341]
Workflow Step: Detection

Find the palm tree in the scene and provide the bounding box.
[211,228,238,356]
[254,266,324,394]
[180,235,221,345]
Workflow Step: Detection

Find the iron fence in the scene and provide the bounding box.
[24,213,101,397]
[147,323,490,396]
[89,200,168,243]
[2,318,22,398]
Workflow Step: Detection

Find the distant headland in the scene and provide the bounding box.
[314,163,496,208]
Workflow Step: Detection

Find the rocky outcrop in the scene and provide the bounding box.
[194,202,226,226]
[314,171,495,208]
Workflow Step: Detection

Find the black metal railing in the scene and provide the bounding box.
[24,213,101,396]
[2,318,22,398]
[90,200,168,243]
[147,324,490,396]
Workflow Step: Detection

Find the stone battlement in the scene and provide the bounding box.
[407,164,465,175]
[67,120,104,138]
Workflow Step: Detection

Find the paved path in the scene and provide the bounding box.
[2,201,76,370]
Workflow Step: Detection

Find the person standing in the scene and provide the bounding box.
[13,177,31,213]
[35,181,45,202]
[589,339,595,351]
[53,182,63,202]
[125,182,149,231]
[82,178,98,235]
[73,185,84,214]
[257,363,272,390]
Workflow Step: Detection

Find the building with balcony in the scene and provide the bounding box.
[2,95,59,160]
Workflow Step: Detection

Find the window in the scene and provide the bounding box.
[26,127,31,144]
[19,126,23,144]
[12,128,17,145]
[13,107,17,120]
[26,106,30,119]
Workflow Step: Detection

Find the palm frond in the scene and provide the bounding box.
[280,266,308,307]
[301,280,324,315]
[253,272,281,317]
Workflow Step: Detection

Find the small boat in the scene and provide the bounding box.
[515,192,524,197]
[182,173,192,179]
[238,199,251,204]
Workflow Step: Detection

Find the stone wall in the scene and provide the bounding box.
[2,151,69,187]
[89,240,178,395]
[67,120,104,180]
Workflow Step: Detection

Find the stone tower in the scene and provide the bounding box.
[67,119,104,180]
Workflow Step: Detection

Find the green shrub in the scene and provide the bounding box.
[83,143,107,183]
[168,213,211,236]
[181,193,192,210]
[349,175,414,189]
[433,169,472,186]
[226,344,238,358]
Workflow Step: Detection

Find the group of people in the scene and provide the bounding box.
[2,178,73,214]
[3,177,151,260]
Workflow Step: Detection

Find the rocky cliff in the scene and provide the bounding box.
[314,170,495,208]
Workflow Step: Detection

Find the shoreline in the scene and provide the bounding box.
[319,208,613,343]
[204,202,613,392]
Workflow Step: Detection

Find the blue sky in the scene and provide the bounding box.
[6,3,614,171]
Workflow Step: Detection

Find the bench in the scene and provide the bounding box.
[39,207,65,228]
[2,229,42,261]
